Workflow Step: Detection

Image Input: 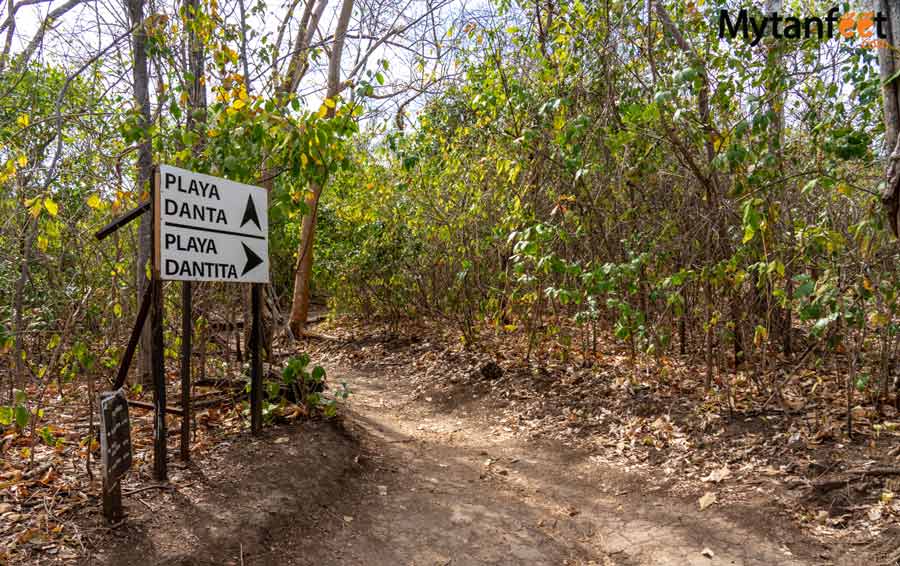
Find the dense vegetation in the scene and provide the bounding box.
[319,0,900,424]
[2,0,900,441]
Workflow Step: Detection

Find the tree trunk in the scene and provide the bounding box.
[289,184,321,335]
[128,0,154,384]
[13,216,36,389]
[287,0,354,336]
[878,0,900,234]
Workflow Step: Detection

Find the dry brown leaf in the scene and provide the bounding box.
[698,491,717,510]
[701,465,731,483]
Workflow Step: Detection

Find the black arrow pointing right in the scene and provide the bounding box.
[241,242,263,276]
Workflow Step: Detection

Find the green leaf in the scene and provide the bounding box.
[39,426,55,446]
[795,281,815,299]
[14,405,29,428]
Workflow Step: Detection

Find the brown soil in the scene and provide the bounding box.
[67,332,852,566]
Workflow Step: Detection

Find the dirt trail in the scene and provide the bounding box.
[80,353,837,566]
[303,364,828,566]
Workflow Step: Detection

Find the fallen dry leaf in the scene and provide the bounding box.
[701,465,731,483]
[698,492,717,510]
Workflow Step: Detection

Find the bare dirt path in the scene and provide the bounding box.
[78,346,840,566]
[299,362,830,566]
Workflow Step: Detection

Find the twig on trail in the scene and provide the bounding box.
[135,497,153,512]
[845,467,900,476]
[127,399,184,416]
[301,331,340,341]
[321,504,354,529]
[240,543,244,566]
[22,461,53,480]
[809,467,900,492]
[123,484,173,496]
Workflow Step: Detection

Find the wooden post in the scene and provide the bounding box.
[180,281,191,460]
[113,284,153,391]
[151,168,167,481]
[102,480,123,522]
[250,283,262,435]
[99,389,132,523]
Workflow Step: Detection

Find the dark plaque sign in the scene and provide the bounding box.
[99,389,132,486]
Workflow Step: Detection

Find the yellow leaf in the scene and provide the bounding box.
[870,312,889,328]
[0,161,14,182]
[317,104,328,118]
[698,491,717,510]
[17,114,29,128]
[553,113,565,130]
[37,235,48,252]
[86,194,102,209]
[208,129,220,138]
[300,153,308,167]
[324,97,336,108]
[232,99,246,110]
[863,277,874,291]
[44,198,58,217]
[17,154,27,167]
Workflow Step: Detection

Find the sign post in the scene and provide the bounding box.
[92,163,271,524]
[180,280,191,460]
[151,169,167,481]
[250,284,262,434]
[155,164,269,437]
[99,389,132,522]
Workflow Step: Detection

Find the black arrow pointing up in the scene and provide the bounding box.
[241,242,263,276]
[240,195,261,231]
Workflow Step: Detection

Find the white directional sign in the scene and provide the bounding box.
[155,164,269,283]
